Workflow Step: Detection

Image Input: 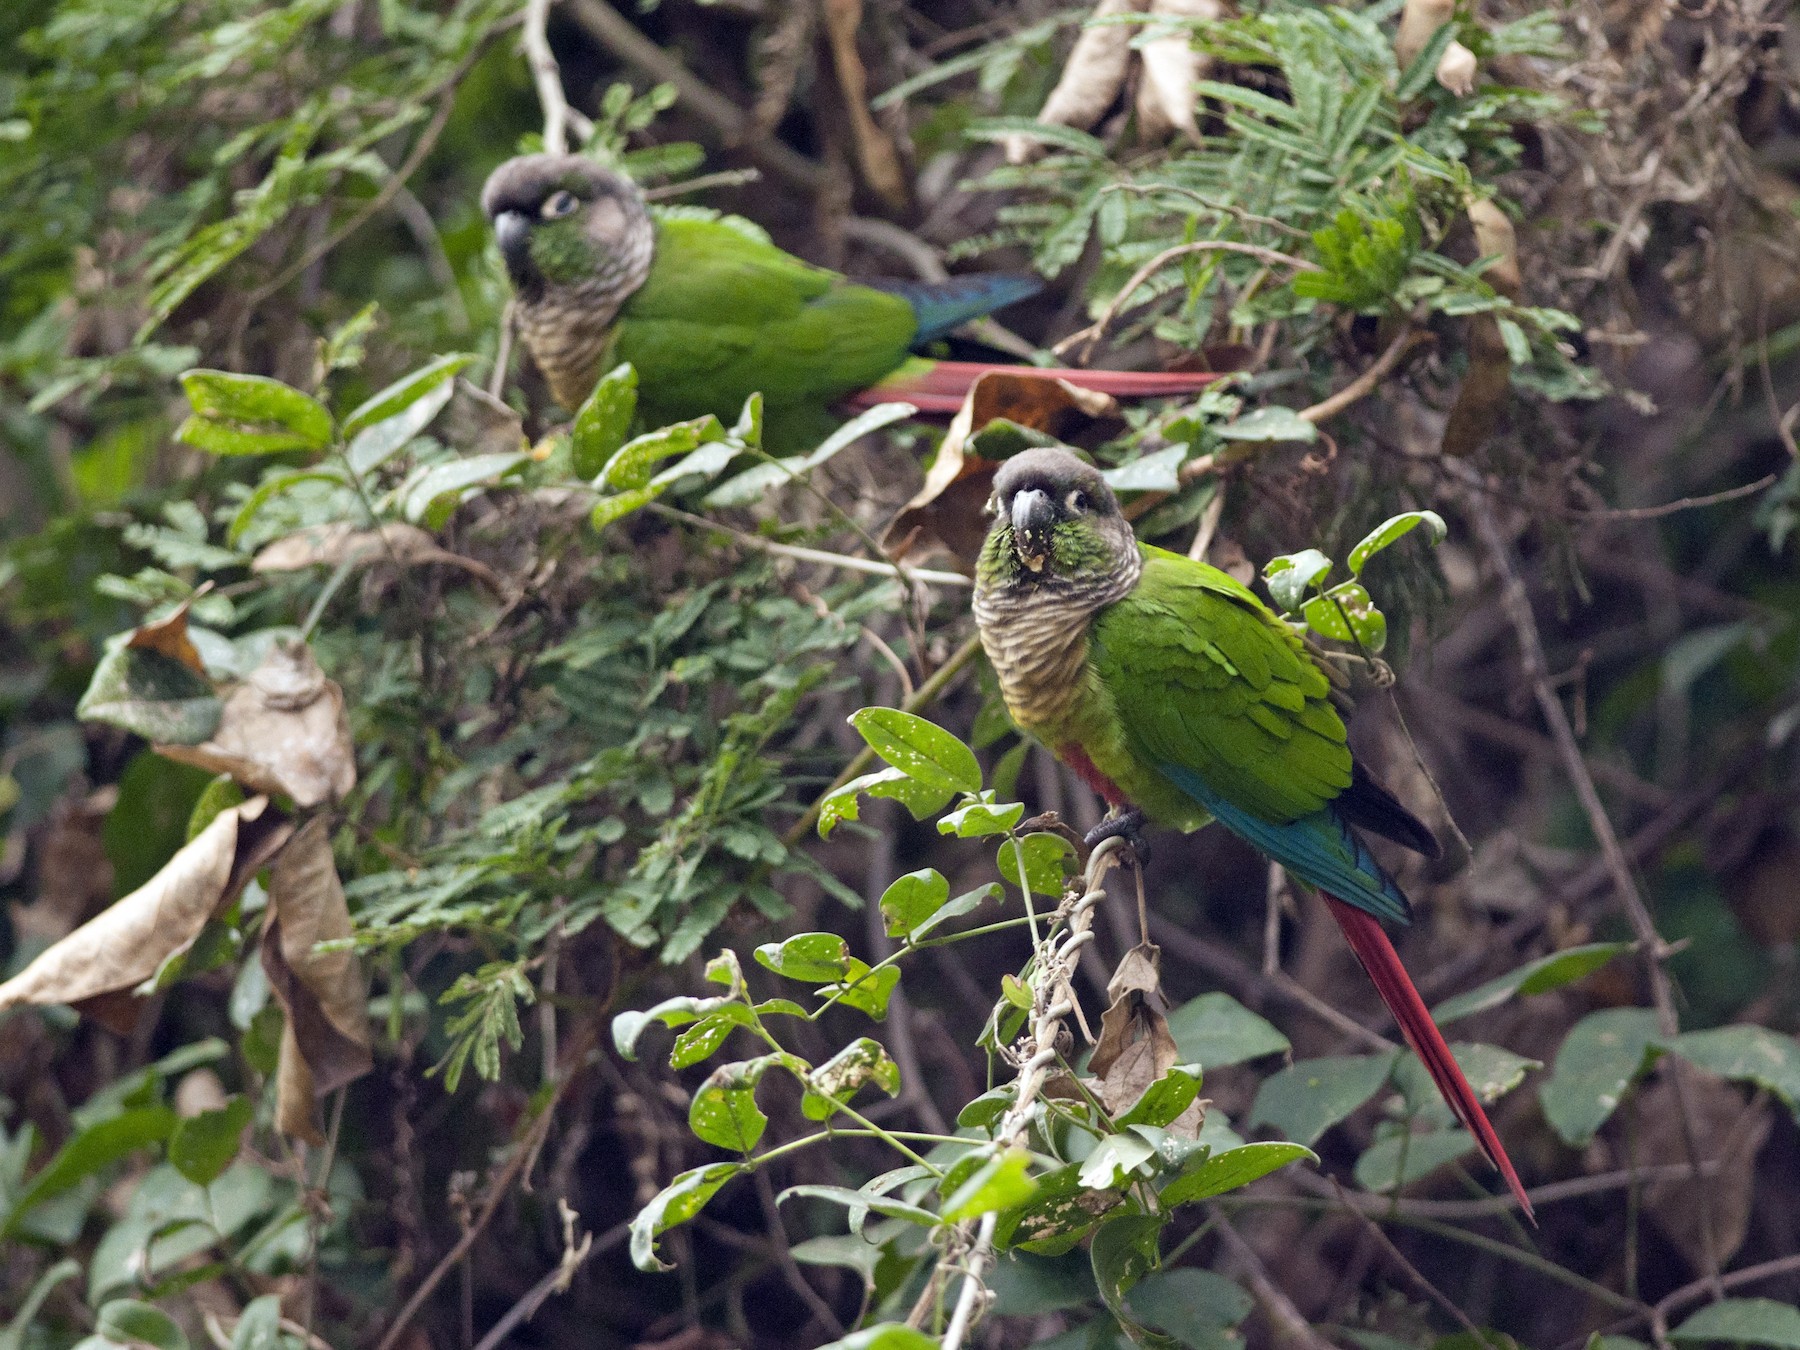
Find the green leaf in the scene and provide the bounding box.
[1263,548,1333,613]
[1303,582,1386,651]
[958,1086,1016,1130]
[228,1296,283,1350]
[1247,1053,1397,1147]
[1116,1065,1204,1130]
[814,1325,941,1350]
[168,1096,252,1186]
[910,884,1000,941]
[818,767,956,838]
[601,415,724,491]
[827,961,902,1019]
[178,370,333,455]
[1164,992,1291,1068]
[703,402,916,507]
[401,452,528,523]
[848,708,982,795]
[1432,942,1635,1024]
[1078,1132,1157,1190]
[573,363,639,481]
[1090,1214,1171,1347]
[1538,1007,1663,1146]
[589,487,658,530]
[1392,1044,1540,1119]
[93,1301,189,1350]
[2,1105,177,1236]
[1671,1300,1800,1348]
[1218,407,1317,443]
[688,1056,774,1152]
[879,868,950,940]
[802,1037,902,1119]
[1347,510,1448,576]
[1103,445,1189,494]
[345,376,457,476]
[731,391,763,448]
[1159,1141,1315,1206]
[630,1161,744,1271]
[938,797,1026,839]
[1001,973,1033,1010]
[777,1183,939,1233]
[342,354,476,437]
[1667,1025,1800,1118]
[612,995,731,1060]
[994,1161,1121,1255]
[942,1147,1038,1221]
[77,643,221,745]
[668,1005,755,1070]
[1127,1268,1254,1350]
[998,831,1075,895]
[755,933,852,983]
[1353,1128,1478,1192]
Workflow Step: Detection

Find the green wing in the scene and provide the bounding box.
[615,216,917,433]
[1090,546,1353,823]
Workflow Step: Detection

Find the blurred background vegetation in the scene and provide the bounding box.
[1,0,1798,1346]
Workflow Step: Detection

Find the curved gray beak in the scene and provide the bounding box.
[494,210,531,272]
[1011,488,1055,572]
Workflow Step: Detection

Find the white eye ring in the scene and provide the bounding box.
[542,190,579,219]
[986,495,1001,516]
[1067,490,1088,512]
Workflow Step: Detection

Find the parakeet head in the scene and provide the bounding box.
[978,447,1137,587]
[480,154,653,307]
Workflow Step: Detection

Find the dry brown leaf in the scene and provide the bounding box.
[126,598,206,676]
[1393,0,1454,70]
[1435,41,1477,95]
[1441,200,1521,458]
[0,797,292,1035]
[252,521,503,592]
[1135,0,1219,143]
[823,0,910,209]
[156,640,355,810]
[1631,1067,1772,1273]
[264,817,372,1143]
[1089,942,1178,1115]
[1006,0,1145,163]
[1468,199,1522,299]
[883,370,1123,564]
[442,378,528,459]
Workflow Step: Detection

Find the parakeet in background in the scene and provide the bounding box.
[481,155,1216,447]
[972,446,1534,1219]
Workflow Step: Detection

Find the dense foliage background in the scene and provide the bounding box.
[2,0,1798,1347]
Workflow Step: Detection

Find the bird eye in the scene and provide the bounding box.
[542,190,579,219]
[1067,490,1088,513]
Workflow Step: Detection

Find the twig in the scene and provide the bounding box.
[523,0,594,154]
[1212,1215,1339,1350]
[1462,470,1724,1294]
[469,1211,619,1350]
[754,1170,847,1337]
[1329,1180,1484,1339]
[1057,241,1321,363]
[1558,473,1778,522]
[487,301,516,399]
[648,503,971,588]
[562,0,830,194]
[642,168,763,200]
[1297,328,1430,425]
[1327,1160,1721,1221]
[940,841,1127,1350]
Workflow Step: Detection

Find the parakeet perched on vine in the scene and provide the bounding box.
[972,446,1533,1219]
[481,155,1214,448]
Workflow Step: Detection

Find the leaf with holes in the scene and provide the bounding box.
[802,1037,902,1120]
[688,1056,776,1152]
[818,767,956,838]
[826,960,901,1020]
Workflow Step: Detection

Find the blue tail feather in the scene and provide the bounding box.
[1158,763,1412,925]
[864,274,1043,344]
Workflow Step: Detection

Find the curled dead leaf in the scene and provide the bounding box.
[1435,40,1477,95]
[883,370,1124,564]
[264,817,372,1143]
[0,797,292,1034]
[1089,942,1177,1115]
[156,640,355,810]
[126,598,206,676]
[1441,201,1522,458]
[1136,0,1220,143]
[823,0,909,209]
[1468,199,1521,299]
[1394,0,1455,70]
[252,521,503,592]
[1006,0,1145,163]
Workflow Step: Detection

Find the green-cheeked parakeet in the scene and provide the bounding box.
[480,156,1215,446]
[972,447,1533,1219]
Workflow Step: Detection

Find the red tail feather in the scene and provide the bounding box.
[846,361,1220,414]
[1324,894,1535,1223]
